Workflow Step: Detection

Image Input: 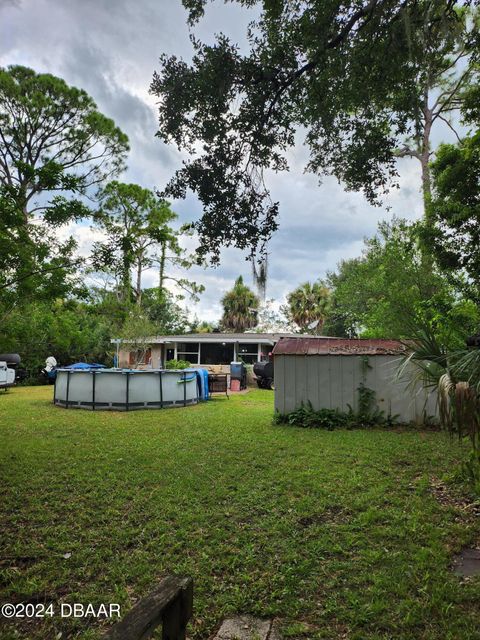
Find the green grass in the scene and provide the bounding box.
[1,386,479,640]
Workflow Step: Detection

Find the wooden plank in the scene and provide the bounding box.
[103,576,193,640]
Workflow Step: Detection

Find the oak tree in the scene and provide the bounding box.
[151,0,477,262]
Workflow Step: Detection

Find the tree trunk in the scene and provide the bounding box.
[419,86,433,225]
[158,241,166,298]
[135,255,143,306]
[122,253,131,304]
[420,104,433,223]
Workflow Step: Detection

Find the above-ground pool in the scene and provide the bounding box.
[54,368,201,410]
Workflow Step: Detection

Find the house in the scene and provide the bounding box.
[272,337,438,424]
[116,332,313,372]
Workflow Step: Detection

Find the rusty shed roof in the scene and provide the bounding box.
[272,337,407,356]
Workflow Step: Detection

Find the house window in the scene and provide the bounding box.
[258,345,272,361]
[129,348,151,366]
[201,342,234,365]
[176,342,199,364]
[237,343,259,364]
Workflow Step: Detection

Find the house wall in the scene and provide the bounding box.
[118,342,272,371]
[118,346,162,369]
[274,354,438,424]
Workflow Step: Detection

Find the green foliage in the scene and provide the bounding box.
[165,359,191,370]
[221,275,259,331]
[0,65,128,306]
[91,181,204,306]
[461,449,480,496]
[397,330,480,494]
[118,309,157,365]
[92,182,177,303]
[275,389,393,431]
[0,299,114,380]
[190,318,216,333]
[0,286,193,382]
[274,404,350,430]
[355,383,388,427]
[282,281,331,334]
[141,288,191,335]
[152,2,478,258]
[326,219,479,346]
[254,298,294,333]
[426,131,480,301]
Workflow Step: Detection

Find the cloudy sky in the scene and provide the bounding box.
[1,0,449,322]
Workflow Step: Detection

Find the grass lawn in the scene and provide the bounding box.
[1,386,479,640]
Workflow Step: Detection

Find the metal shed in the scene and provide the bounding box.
[272,337,438,424]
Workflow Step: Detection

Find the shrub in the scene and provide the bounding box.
[165,359,191,370]
[274,402,351,430]
[274,397,397,430]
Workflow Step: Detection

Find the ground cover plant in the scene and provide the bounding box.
[1,387,480,640]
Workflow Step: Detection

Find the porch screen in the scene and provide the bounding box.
[200,342,234,365]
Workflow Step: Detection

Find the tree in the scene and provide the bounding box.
[141,288,191,335]
[189,318,216,333]
[151,1,477,261]
[255,299,294,333]
[151,227,205,303]
[0,65,129,304]
[282,281,331,334]
[92,182,200,305]
[221,276,259,331]
[118,308,158,367]
[0,298,115,378]
[426,131,480,301]
[391,5,478,212]
[326,219,479,346]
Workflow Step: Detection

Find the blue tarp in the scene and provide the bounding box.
[65,362,106,370]
[186,368,209,401]
[48,362,106,380]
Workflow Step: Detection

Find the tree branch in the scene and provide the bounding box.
[0,258,84,291]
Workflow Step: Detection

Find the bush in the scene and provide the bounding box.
[274,403,351,430]
[165,359,191,370]
[274,399,396,430]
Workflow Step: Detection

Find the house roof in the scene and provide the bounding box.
[272,337,407,356]
[114,332,321,346]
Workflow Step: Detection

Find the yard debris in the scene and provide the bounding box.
[429,476,480,578]
[429,476,480,521]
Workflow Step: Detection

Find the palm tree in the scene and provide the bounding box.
[285,281,331,334]
[397,328,480,491]
[221,276,259,332]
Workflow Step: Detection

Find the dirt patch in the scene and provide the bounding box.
[298,505,351,527]
[429,476,480,521]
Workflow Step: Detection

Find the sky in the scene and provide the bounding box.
[0,0,451,323]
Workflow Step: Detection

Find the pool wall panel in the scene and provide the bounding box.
[54,369,198,410]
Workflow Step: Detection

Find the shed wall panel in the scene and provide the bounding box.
[274,355,285,414]
[317,354,331,409]
[306,356,320,408]
[329,356,343,411]
[274,354,438,424]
